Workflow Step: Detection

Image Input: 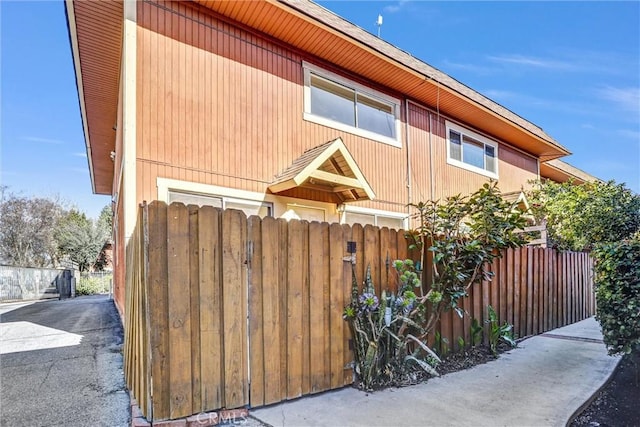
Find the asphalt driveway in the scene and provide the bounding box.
[0,295,129,426]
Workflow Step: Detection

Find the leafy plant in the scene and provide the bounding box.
[406,181,528,342]
[486,305,516,355]
[529,179,640,356]
[470,318,483,347]
[55,209,109,272]
[433,331,449,356]
[528,179,640,251]
[593,238,640,355]
[344,262,440,390]
[457,336,465,350]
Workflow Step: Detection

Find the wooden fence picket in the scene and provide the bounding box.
[123,202,597,422]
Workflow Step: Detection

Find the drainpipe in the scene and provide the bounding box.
[428,111,435,201]
[405,99,412,226]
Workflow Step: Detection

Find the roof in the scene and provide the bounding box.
[269,137,375,202]
[540,159,599,184]
[282,0,559,148]
[195,0,569,159]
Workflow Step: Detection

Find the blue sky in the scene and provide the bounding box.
[1,1,111,219]
[1,1,639,219]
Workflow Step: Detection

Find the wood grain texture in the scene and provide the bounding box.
[248,216,264,407]
[124,202,597,421]
[198,206,223,411]
[221,209,248,408]
[135,0,542,223]
[167,203,193,418]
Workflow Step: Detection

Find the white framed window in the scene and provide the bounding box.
[166,190,273,218]
[282,204,327,223]
[446,120,498,178]
[341,206,407,230]
[303,61,402,147]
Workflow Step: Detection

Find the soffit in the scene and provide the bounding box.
[67,0,122,195]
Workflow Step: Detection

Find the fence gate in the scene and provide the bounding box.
[246,217,350,406]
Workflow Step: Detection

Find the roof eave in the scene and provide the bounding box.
[65,0,97,194]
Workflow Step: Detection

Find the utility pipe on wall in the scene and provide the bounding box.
[405,99,412,224]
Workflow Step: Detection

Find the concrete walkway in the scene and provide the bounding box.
[251,317,620,427]
[0,296,129,427]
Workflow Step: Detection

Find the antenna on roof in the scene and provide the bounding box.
[376,14,383,38]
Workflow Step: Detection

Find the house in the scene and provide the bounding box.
[94,240,113,272]
[66,0,574,315]
[540,159,599,185]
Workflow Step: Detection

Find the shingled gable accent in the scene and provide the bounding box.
[269,137,375,202]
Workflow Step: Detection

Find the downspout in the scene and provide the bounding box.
[428,111,435,201]
[405,99,412,226]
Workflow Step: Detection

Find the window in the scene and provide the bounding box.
[168,190,273,218]
[304,62,401,147]
[282,204,326,223]
[446,121,498,177]
[343,211,405,230]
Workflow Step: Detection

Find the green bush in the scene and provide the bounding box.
[528,180,640,251]
[76,274,112,296]
[593,239,640,355]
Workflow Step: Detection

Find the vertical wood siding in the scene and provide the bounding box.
[136,0,406,214]
[407,104,538,202]
[135,0,539,216]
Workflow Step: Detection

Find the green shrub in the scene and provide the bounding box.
[593,239,640,355]
[486,305,516,355]
[76,274,112,296]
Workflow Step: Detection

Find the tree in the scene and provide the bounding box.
[529,179,640,356]
[528,180,640,251]
[55,209,109,272]
[409,181,528,337]
[0,189,63,267]
[94,204,113,271]
[97,204,113,237]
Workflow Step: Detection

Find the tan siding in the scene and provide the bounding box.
[136,1,539,216]
[136,0,406,213]
[407,102,433,203]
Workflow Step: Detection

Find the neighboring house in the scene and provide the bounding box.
[66,0,577,314]
[94,240,113,272]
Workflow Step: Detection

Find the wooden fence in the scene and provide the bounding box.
[124,201,595,422]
